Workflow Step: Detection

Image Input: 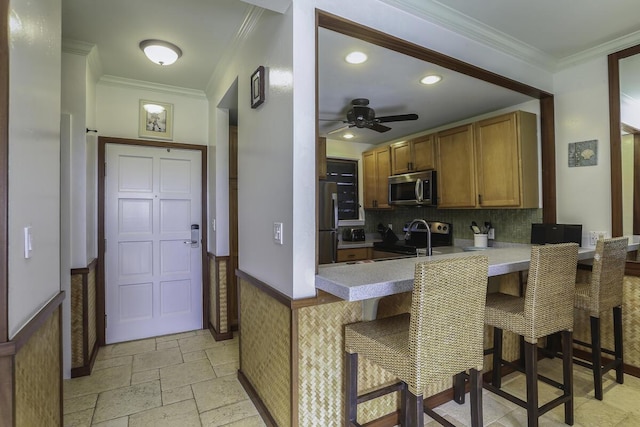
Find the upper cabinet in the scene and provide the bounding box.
[436,124,476,208]
[436,110,538,209]
[390,134,434,175]
[362,146,392,209]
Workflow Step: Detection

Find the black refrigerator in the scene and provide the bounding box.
[318,181,338,264]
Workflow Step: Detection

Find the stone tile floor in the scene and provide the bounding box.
[64,329,640,426]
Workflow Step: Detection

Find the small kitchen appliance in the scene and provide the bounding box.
[373,220,452,255]
[342,228,366,242]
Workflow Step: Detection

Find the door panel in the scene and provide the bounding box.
[105,144,202,344]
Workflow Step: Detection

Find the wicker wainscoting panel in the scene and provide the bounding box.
[87,262,97,361]
[209,256,218,330]
[70,274,84,368]
[219,260,228,333]
[574,275,640,367]
[297,300,394,426]
[15,308,61,426]
[240,279,291,427]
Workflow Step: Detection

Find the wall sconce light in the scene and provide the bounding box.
[139,39,182,66]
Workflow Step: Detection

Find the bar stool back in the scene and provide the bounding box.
[484,243,579,427]
[344,255,488,427]
[574,236,628,400]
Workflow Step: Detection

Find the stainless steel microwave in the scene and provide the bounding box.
[388,170,437,206]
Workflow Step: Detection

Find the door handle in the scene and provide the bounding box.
[190,224,200,248]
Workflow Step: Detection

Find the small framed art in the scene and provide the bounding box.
[250,66,265,109]
[139,100,173,140]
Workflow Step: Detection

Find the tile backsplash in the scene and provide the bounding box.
[365,207,542,244]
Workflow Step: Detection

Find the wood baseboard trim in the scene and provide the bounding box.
[238,369,278,427]
[208,322,233,341]
[71,340,99,378]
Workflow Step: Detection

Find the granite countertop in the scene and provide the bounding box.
[316,244,639,302]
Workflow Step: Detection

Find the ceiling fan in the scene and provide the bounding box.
[322,98,419,133]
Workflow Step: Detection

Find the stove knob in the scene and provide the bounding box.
[442,225,448,232]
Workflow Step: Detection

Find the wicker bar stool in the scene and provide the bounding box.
[344,255,488,427]
[574,236,628,400]
[484,243,579,427]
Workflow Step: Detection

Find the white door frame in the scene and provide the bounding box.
[97,136,208,345]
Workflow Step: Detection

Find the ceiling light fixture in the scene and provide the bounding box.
[343,132,355,139]
[420,74,442,85]
[345,51,367,64]
[139,39,182,66]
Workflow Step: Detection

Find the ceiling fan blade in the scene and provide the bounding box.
[327,125,351,135]
[368,122,392,133]
[375,113,419,123]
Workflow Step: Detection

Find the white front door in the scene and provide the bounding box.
[105,144,202,344]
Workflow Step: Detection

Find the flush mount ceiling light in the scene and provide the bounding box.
[420,74,442,85]
[343,132,355,139]
[345,51,367,64]
[139,39,182,66]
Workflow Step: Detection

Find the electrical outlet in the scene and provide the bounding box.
[588,231,607,246]
[273,222,283,245]
[387,223,393,230]
[487,228,495,240]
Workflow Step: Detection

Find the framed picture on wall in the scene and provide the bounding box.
[139,100,173,140]
[250,66,265,109]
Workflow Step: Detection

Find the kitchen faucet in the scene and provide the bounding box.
[405,218,432,256]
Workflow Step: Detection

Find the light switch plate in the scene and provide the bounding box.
[273,222,283,245]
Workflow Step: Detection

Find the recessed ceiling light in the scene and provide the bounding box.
[420,74,442,85]
[345,51,367,64]
[343,133,355,139]
[139,39,182,66]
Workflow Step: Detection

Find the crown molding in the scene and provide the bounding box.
[99,75,207,99]
[206,5,264,95]
[380,0,555,71]
[555,30,640,70]
[62,38,94,56]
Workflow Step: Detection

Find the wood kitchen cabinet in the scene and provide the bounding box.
[390,134,434,175]
[317,136,327,180]
[475,111,538,208]
[436,124,477,208]
[362,146,392,209]
[436,111,538,209]
[337,247,371,262]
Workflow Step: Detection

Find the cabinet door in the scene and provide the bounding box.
[390,141,412,174]
[475,113,520,207]
[362,149,377,209]
[375,147,392,208]
[317,136,327,180]
[411,134,434,171]
[436,124,476,208]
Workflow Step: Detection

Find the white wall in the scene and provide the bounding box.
[8,0,62,337]
[61,52,88,268]
[96,79,208,145]
[553,57,612,238]
[207,7,297,297]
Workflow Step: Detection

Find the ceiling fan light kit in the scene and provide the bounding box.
[139,39,182,66]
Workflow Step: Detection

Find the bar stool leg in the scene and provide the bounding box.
[401,383,409,427]
[470,368,483,427]
[562,330,574,425]
[345,352,358,427]
[454,373,466,404]
[406,391,424,427]
[524,341,539,427]
[492,327,503,388]
[590,316,603,400]
[613,306,624,385]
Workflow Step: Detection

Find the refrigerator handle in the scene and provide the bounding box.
[331,230,338,263]
[332,193,339,229]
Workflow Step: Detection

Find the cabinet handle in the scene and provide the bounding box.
[478,194,482,204]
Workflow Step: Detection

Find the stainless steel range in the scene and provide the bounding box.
[373,220,453,255]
